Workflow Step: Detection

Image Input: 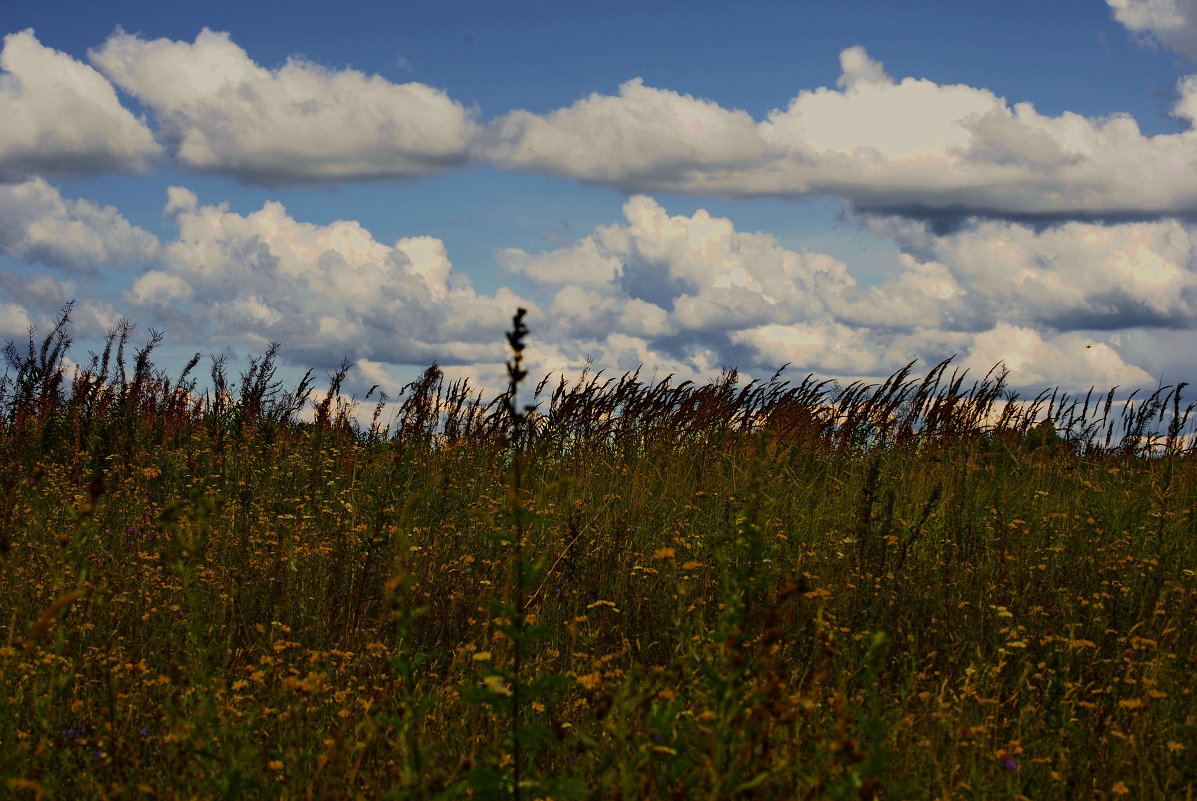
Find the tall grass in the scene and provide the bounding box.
[1,306,1195,799]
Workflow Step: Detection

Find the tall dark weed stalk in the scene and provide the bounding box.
[460,309,585,800]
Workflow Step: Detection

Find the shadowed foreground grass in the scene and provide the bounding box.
[1,308,1195,799]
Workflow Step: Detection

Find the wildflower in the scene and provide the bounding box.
[997,749,1019,772]
[483,675,512,696]
[576,672,602,689]
[586,599,620,613]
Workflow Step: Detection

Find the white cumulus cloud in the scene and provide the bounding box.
[961,324,1153,388]
[502,196,1175,390]
[485,77,767,186]
[0,29,160,180]
[89,28,478,185]
[0,270,127,341]
[505,195,934,378]
[4,189,1182,397]
[1109,0,1197,59]
[870,214,1197,330]
[0,178,160,272]
[126,188,533,368]
[0,300,33,340]
[485,46,1197,221]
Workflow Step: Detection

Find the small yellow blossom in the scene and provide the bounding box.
[576,672,602,689]
[484,675,512,696]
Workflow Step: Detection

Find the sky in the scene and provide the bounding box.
[4,0,1197,402]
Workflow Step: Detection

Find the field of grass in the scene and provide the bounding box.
[1,307,1195,800]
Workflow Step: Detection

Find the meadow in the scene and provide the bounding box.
[1,306,1195,800]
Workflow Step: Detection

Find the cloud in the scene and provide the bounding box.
[126,188,532,368]
[869,214,1197,331]
[961,324,1153,388]
[485,46,1197,222]
[0,270,78,311]
[90,28,478,185]
[1109,0,1197,60]
[730,321,883,375]
[0,268,126,342]
[4,189,1182,396]
[501,195,1177,390]
[497,235,623,284]
[512,195,949,374]
[0,29,160,180]
[84,190,1186,393]
[503,195,923,377]
[0,178,160,272]
[484,77,768,186]
[0,300,32,340]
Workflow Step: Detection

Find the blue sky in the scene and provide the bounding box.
[4,0,1197,399]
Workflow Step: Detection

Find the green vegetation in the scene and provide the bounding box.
[1,305,1195,799]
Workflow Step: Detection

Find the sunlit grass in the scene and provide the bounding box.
[0,306,1194,799]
